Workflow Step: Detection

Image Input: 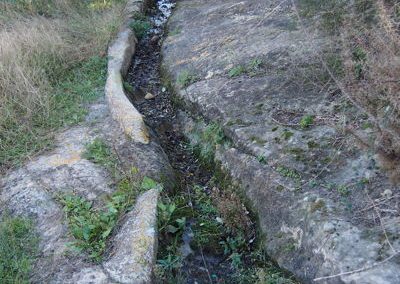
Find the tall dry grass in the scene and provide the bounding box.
[0,0,125,171]
[341,0,400,182]
[296,0,400,182]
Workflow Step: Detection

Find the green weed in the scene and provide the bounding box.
[257,155,267,165]
[123,81,134,94]
[337,184,350,196]
[168,28,181,36]
[64,138,160,261]
[229,58,264,78]
[276,166,302,181]
[299,115,314,129]
[282,130,294,140]
[83,138,117,173]
[61,175,158,261]
[307,140,319,148]
[352,46,367,79]
[190,122,227,167]
[248,58,263,76]
[130,15,152,40]
[228,65,246,78]
[177,70,199,88]
[157,254,182,274]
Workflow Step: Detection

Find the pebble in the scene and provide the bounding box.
[150,35,160,45]
[382,189,392,198]
[323,222,336,234]
[145,92,155,100]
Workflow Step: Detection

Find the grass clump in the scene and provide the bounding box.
[0,215,38,283]
[228,57,265,78]
[0,0,125,173]
[277,165,302,181]
[129,13,151,40]
[177,70,199,88]
[189,122,227,168]
[83,137,117,172]
[298,0,347,33]
[1,56,108,171]
[228,65,246,78]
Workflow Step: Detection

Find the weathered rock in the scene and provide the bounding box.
[103,189,159,283]
[162,0,400,282]
[0,0,171,282]
[0,98,172,283]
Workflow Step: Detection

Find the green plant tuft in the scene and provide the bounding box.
[299,115,314,129]
[177,70,199,88]
[0,215,38,283]
[228,65,246,78]
[129,13,151,40]
[60,175,159,261]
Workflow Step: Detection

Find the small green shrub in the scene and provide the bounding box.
[129,13,151,40]
[299,115,314,129]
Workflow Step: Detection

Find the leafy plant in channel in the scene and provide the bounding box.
[129,13,151,40]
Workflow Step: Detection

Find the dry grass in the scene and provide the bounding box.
[0,0,125,171]
[341,0,400,182]
[296,0,400,183]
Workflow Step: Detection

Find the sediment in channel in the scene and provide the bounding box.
[125,1,297,283]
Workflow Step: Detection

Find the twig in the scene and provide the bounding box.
[253,0,289,28]
[313,251,400,282]
[367,193,396,253]
[199,245,213,284]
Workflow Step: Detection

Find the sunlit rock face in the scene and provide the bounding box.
[162,0,400,282]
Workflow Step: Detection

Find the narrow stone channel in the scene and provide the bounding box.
[126,1,295,283]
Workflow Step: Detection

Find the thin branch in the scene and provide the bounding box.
[313,251,400,282]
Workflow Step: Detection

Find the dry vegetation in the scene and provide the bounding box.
[0,0,125,172]
[296,0,400,182]
[342,0,400,182]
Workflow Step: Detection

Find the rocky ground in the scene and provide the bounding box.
[161,0,400,282]
[1,0,399,283]
[0,97,172,283]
